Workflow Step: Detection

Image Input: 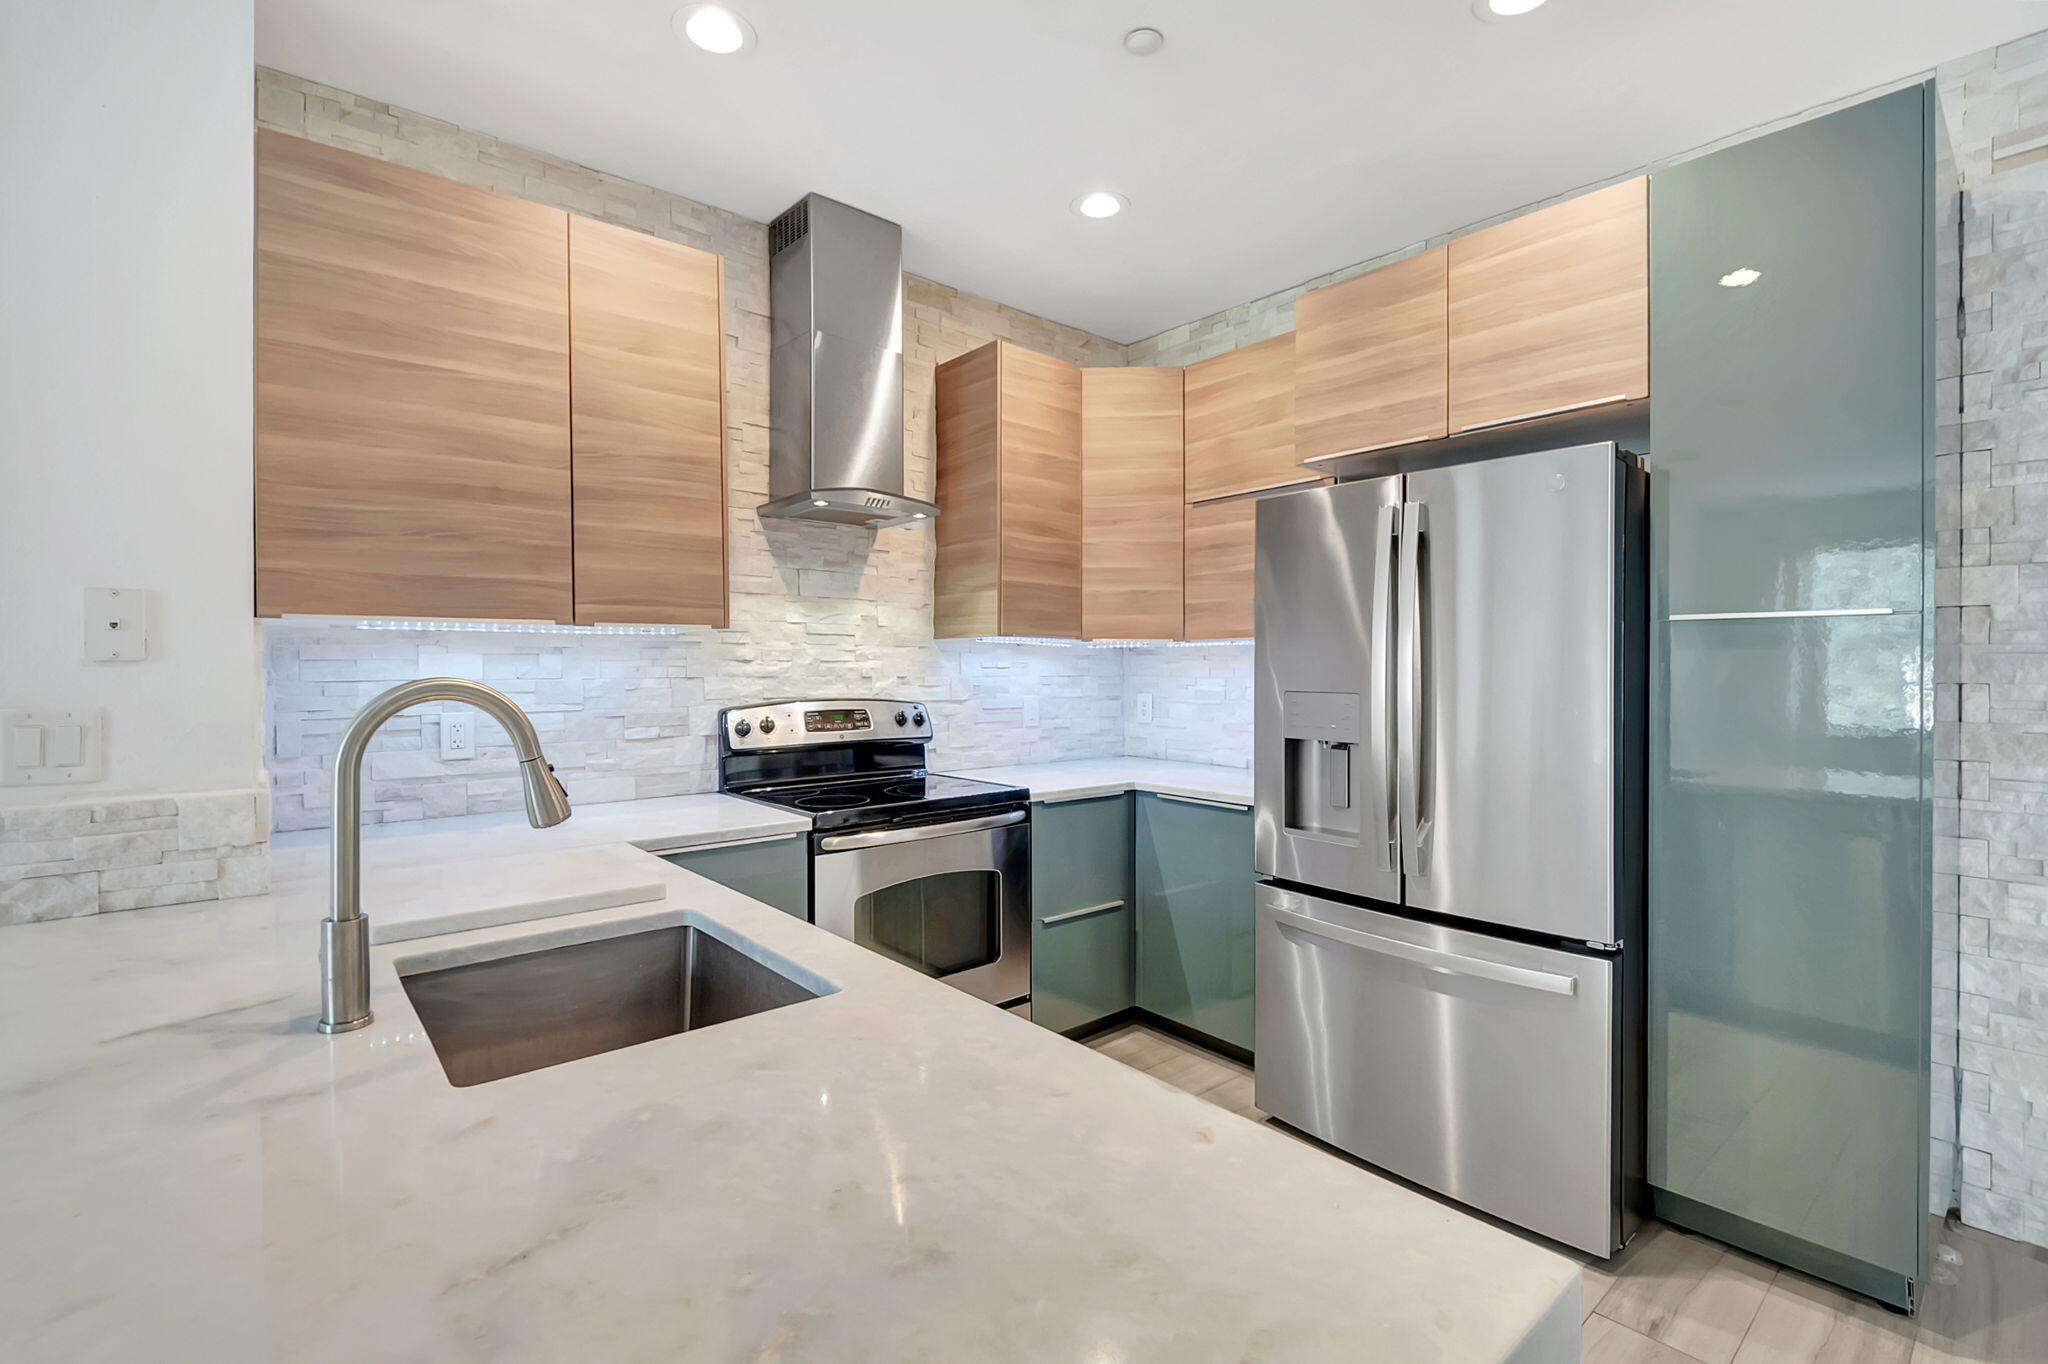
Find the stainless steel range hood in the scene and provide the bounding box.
[761,193,937,528]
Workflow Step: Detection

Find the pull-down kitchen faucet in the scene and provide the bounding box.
[318,678,572,1034]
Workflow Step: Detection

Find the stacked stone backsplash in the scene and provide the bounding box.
[1120,646,1255,767]
[0,791,270,926]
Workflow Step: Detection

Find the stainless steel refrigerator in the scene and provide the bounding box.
[1252,441,1647,1258]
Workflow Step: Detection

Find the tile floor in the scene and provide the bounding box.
[1083,1022,2048,1364]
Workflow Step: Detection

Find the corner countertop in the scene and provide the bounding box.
[3,793,1577,1362]
[951,757,1253,806]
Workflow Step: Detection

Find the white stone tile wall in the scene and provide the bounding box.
[1934,31,2048,1250]
[1120,646,1255,768]
[0,790,272,926]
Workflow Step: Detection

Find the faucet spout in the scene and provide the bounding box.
[318,678,572,1035]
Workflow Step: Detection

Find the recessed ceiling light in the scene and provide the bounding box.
[674,5,755,54]
[1486,0,1548,14]
[1073,191,1127,219]
[1123,27,1165,56]
[1718,267,1763,288]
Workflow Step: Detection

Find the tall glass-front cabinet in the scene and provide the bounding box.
[1649,84,1937,1307]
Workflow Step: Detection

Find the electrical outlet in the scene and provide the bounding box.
[441,713,474,760]
[1134,692,1154,724]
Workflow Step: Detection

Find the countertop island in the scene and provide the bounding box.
[2,771,1579,1362]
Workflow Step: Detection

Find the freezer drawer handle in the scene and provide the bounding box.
[1271,907,1579,996]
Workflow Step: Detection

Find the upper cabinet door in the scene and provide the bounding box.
[568,216,728,627]
[1183,333,1305,502]
[1082,367,1184,640]
[998,345,1084,636]
[1183,496,1258,641]
[1447,178,1648,433]
[1294,248,1449,463]
[255,131,573,621]
[934,341,1083,638]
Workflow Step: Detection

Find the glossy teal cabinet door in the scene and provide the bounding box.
[1651,614,1928,1290]
[1134,793,1256,1053]
[1650,86,1929,617]
[1030,795,1134,1035]
[1649,83,1933,1307]
[662,834,809,918]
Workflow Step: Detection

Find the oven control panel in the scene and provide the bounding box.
[722,699,930,751]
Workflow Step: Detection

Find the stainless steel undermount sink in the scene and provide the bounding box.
[401,925,820,1087]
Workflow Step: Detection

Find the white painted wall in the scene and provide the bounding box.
[0,1,259,805]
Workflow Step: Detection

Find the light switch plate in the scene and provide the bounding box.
[0,708,104,786]
[84,588,148,663]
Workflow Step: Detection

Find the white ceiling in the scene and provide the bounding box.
[257,0,2043,343]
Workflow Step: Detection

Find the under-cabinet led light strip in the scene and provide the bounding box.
[1665,608,1897,622]
[970,637,1254,649]
[349,619,686,636]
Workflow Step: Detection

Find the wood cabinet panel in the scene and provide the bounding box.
[998,345,1084,637]
[935,341,1083,638]
[1295,247,1449,462]
[1447,177,1649,432]
[1082,367,1183,640]
[568,215,727,626]
[1183,332,1306,502]
[255,129,573,621]
[934,343,1003,637]
[1183,496,1257,641]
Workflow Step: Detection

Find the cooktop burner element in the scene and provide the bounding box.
[793,792,870,809]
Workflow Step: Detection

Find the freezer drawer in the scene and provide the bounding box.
[1254,883,1627,1256]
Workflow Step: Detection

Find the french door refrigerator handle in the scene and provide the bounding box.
[1369,501,1400,871]
[1271,907,1578,996]
[1397,500,1434,875]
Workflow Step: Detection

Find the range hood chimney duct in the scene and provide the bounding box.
[760,193,937,528]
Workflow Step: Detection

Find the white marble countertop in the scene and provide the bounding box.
[953,757,1254,806]
[3,804,1578,1362]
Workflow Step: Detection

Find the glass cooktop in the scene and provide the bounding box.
[730,772,1028,831]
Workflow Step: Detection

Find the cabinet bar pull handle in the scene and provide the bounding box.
[1040,899,1127,926]
[1187,476,1324,507]
[1300,433,1422,463]
[1155,792,1252,811]
[1039,791,1120,805]
[1455,393,1630,433]
[1667,607,1897,621]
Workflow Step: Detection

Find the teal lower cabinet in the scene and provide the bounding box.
[1133,792,1257,1055]
[660,832,809,919]
[1030,794,1135,1035]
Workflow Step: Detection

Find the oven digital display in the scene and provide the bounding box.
[804,708,871,732]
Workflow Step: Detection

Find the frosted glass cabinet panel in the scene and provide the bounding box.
[1649,87,1930,617]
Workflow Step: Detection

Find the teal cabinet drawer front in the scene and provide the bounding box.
[1134,793,1256,1052]
[1030,795,1133,1033]
[662,834,809,919]
[1032,900,1134,1035]
[1032,795,1132,913]
[1651,613,1927,1279]
[1649,85,1928,616]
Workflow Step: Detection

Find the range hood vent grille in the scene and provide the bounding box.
[768,200,809,256]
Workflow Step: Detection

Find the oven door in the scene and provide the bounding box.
[812,809,1030,1005]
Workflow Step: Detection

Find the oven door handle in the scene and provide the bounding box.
[816,809,1027,852]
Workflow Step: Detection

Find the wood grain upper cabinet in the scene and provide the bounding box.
[1447,177,1649,433]
[1294,247,1449,462]
[1082,367,1183,640]
[255,130,573,621]
[934,341,1083,638]
[1183,333,1307,503]
[568,216,727,626]
[1183,497,1257,641]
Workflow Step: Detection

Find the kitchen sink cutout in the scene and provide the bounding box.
[401,926,820,1087]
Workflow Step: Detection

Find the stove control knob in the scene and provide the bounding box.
[911,710,926,727]
[733,718,752,738]
[759,716,776,734]
[894,710,908,727]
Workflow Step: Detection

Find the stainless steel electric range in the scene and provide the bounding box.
[717,699,1030,1006]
